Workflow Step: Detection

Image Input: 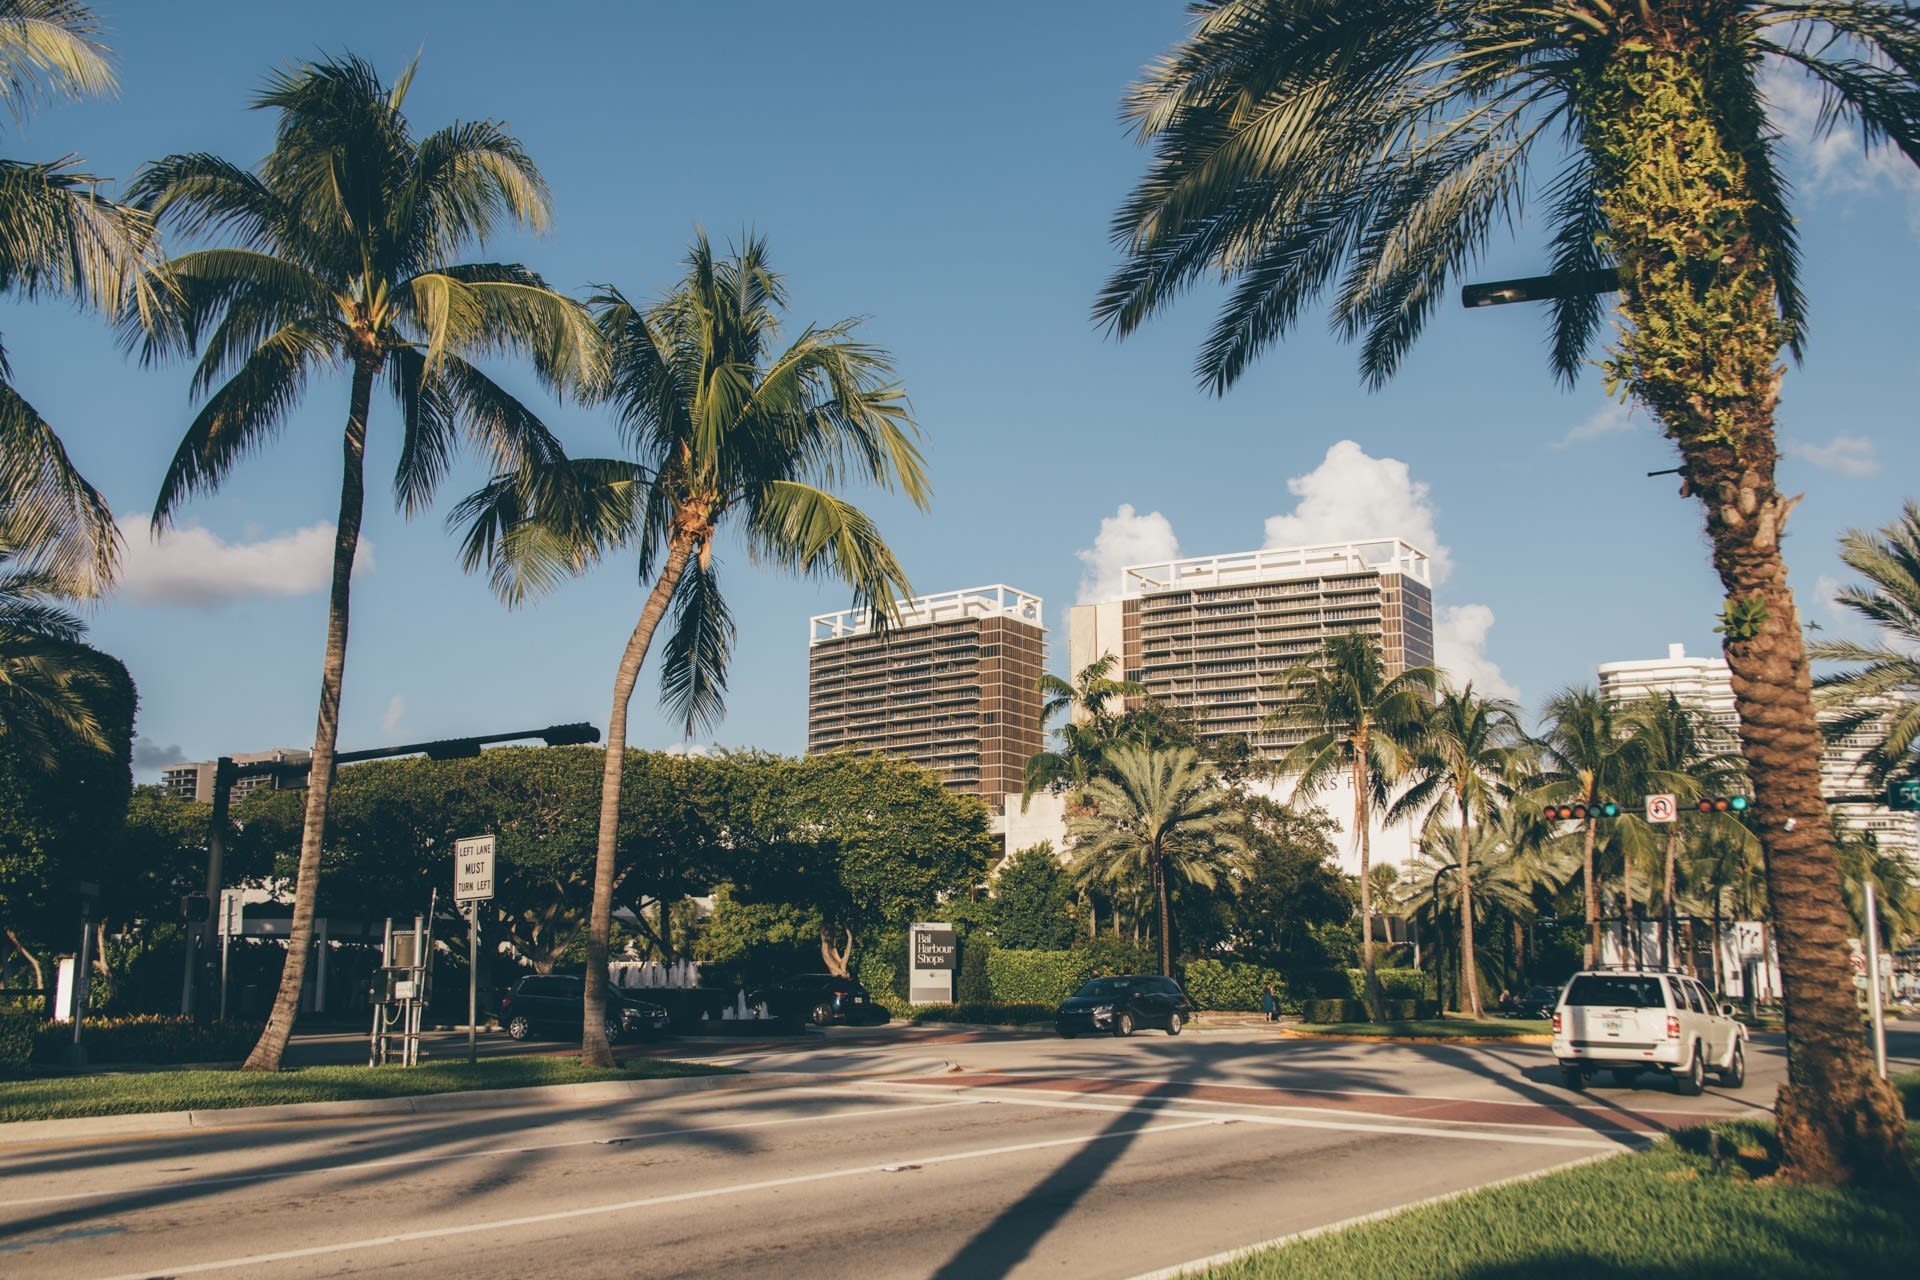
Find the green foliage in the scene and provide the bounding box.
[0,1009,36,1075]
[1714,595,1770,643]
[987,949,1097,1005]
[956,938,993,1004]
[32,1016,263,1067]
[1225,800,1352,964]
[1183,959,1283,1012]
[992,844,1076,950]
[1348,968,1431,1002]
[908,1003,1054,1026]
[693,883,820,990]
[1300,998,1370,1023]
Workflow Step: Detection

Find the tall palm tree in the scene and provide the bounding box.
[130,54,599,1072]
[1812,502,1920,786]
[1529,687,1640,970]
[1271,631,1436,1019]
[457,233,927,1066]
[1402,820,1578,1012]
[1831,818,1920,955]
[1099,0,1919,1185]
[1022,653,1146,806]
[1389,684,1527,1017]
[0,0,160,591]
[0,514,119,762]
[1066,743,1246,977]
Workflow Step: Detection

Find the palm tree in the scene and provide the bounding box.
[1022,653,1146,806]
[1529,687,1640,970]
[1402,821,1578,1012]
[129,54,599,1072]
[1389,684,1527,1017]
[0,515,120,762]
[1812,502,1920,786]
[1066,743,1246,977]
[1271,631,1436,1019]
[457,233,927,1066]
[1099,0,1919,1185]
[0,0,160,591]
[1831,819,1920,953]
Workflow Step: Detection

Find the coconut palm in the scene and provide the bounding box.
[0,1,161,591]
[1528,687,1641,969]
[1022,653,1147,806]
[1100,0,1920,1184]
[456,233,927,1066]
[0,516,119,762]
[1389,684,1527,1016]
[129,53,599,1072]
[1271,631,1437,1019]
[1066,743,1246,977]
[1831,819,1920,953]
[1812,502,1920,786]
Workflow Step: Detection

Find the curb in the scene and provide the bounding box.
[1279,1028,1554,1046]
[0,1068,787,1146]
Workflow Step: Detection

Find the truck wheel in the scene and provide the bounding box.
[1718,1041,1746,1089]
[1675,1043,1705,1096]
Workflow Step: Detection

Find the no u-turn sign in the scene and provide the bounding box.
[1645,794,1677,824]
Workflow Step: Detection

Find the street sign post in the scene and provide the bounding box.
[454,835,496,1065]
[1644,794,1677,825]
[218,890,245,1021]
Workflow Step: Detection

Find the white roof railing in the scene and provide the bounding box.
[1123,539,1432,596]
[810,584,1043,644]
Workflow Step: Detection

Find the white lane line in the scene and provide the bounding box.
[83,1116,1224,1280]
[840,1085,1631,1150]
[0,1099,977,1210]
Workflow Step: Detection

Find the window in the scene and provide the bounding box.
[1564,975,1667,1008]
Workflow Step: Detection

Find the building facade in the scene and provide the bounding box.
[1597,642,1917,858]
[807,585,1045,803]
[161,748,312,805]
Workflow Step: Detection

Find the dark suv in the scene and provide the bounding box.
[748,974,881,1026]
[1056,975,1190,1037]
[497,974,668,1043]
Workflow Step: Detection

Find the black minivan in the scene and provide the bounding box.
[497,974,668,1043]
[1056,974,1190,1037]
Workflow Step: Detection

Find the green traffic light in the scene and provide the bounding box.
[1601,802,1619,818]
[1729,796,1749,812]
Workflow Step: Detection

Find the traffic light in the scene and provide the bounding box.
[1887,779,1920,812]
[1543,801,1619,821]
[539,722,601,746]
[1695,795,1750,814]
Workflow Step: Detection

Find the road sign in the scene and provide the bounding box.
[1644,794,1677,825]
[219,889,245,938]
[454,834,496,904]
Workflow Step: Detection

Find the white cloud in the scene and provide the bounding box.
[1553,402,1638,449]
[665,741,719,758]
[1433,604,1520,702]
[381,696,407,737]
[114,516,374,608]
[1765,61,1920,231]
[1784,434,1878,477]
[1262,440,1451,581]
[1075,503,1180,604]
[132,737,187,772]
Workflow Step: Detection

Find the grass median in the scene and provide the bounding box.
[0,1055,732,1124]
[1200,1073,1920,1280]
[1287,1016,1550,1040]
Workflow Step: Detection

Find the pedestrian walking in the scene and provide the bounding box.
[1262,982,1277,1022]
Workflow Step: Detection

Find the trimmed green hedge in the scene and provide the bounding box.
[32,1016,264,1066]
[0,1010,36,1076]
[1298,998,1443,1023]
[987,949,1095,1004]
[1184,959,1288,1012]
[1350,968,1431,1001]
[909,1002,1055,1026]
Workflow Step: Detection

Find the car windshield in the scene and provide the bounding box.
[1524,988,1555,1001]
[1073,978,1131,1000]
[1564,975,1667,1009]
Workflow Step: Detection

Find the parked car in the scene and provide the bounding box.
[1502,985,1560,1020]
[748,974,883,1026]
[497,974,669,1043]
[1551,969,1747,1094]
[1056,974,1190,1038]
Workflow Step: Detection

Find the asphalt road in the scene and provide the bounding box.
[3,1022,1913,1280]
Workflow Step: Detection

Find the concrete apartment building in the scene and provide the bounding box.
[161,748,311,805]
[1065,539,1436,873]
[1597,642,1917,858]
[807,585,1045,806]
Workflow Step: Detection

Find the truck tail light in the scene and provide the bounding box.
[1666,1014,1681,1039]
[1551,1012,1561,1034]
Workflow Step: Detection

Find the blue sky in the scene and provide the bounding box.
[9,2,1919,778]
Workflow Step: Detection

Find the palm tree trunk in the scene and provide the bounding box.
[1663,827,1681,970]
[581,536,692,1067]
[1155,854,1172,978]
[1351,749,1382,1021]
[243,359,374,1072]
[1458,796,1481,1018]
[1594,25,1911,1185]
[1581,814,1599,969]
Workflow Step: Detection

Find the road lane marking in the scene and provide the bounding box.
[81,1116,1224,1279]
[0,1099,977,1210]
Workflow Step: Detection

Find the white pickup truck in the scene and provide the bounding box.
[1551,969,1748,1094]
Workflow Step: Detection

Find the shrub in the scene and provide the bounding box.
[1183,959,1288,1012]
[0,1010,37,1076]
[956,940,994,1004]
[32,1016,264,1066]
[909,1002,1055,1026]
[1299,998,1369,1023]
[987,949,1093,1004]
[1287,969,1356,1001]
[1345,967,1430,1001]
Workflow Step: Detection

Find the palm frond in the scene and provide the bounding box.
[659,557,734,736]
[152,326,319,528]
[0,1,114,123]
[0,376,114,592]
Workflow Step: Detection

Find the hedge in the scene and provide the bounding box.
[909,1002,1055,1026]
[957,941,994,1004]
[1183,959,1287,1012]
[1299,998,1441,1023]
[987,950,1096,1005]
[1348,968,1431,1001]
[0,1010,36,1076]
[32,1016,265,1066]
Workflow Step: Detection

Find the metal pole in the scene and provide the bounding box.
[1865,880,1887,1079]
[467,902,478,1066]
[69,898,93,1065]
[219,913,231,1022]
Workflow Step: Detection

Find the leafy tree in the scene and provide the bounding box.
[1098,0,1920,1186]
[992,843,1076,950]
[130,53,598,1071]
[0,0,161,590]
[1225,796,1352,966]
[1067,744,1246,976]
[1529,687,1640,968]
[1812,501,1920,785]
[1389,684,1527,1016]
[1270,632,1436,1017]
[456,234,926,1066]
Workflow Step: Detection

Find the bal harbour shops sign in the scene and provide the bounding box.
[909,923,957,1004]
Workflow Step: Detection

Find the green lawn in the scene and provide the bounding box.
[1203,1076,1920,1280]
[1290,1016,1550,1039]
[0,1055,730,1124]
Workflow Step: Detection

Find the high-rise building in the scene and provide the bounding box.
[161,748,312,804]
[1597,642,1916,858]
[1070,539,1435,760]
[807,585,1045,803]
